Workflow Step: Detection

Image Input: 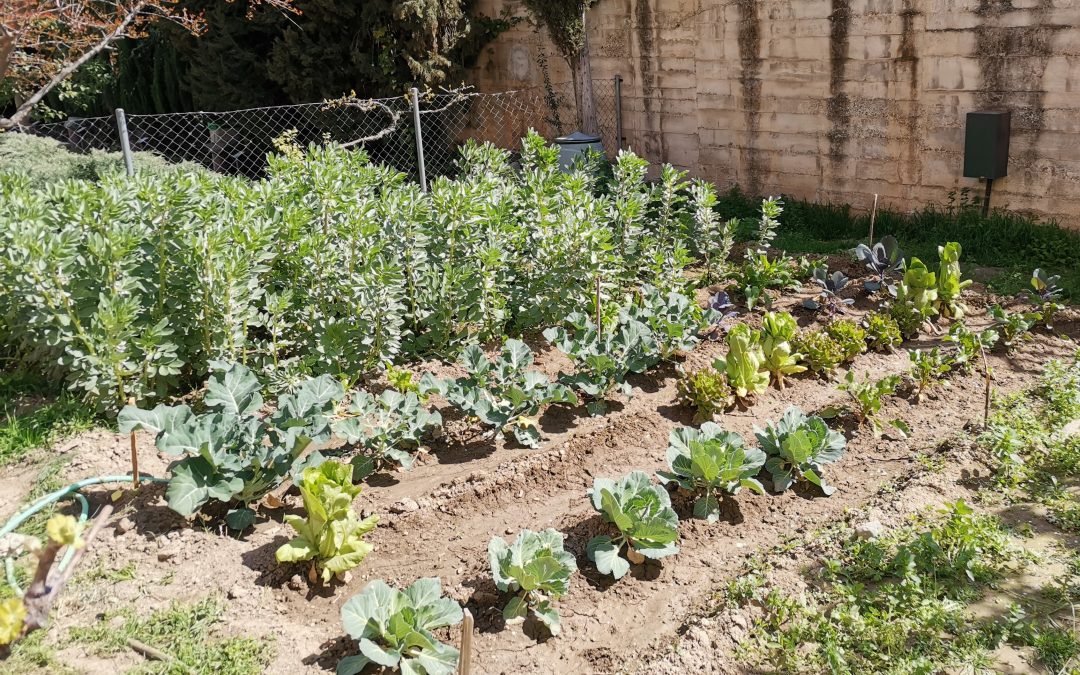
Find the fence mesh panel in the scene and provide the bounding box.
[23,80,621,181]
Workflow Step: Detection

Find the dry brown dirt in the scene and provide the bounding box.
[1,275,1076,675]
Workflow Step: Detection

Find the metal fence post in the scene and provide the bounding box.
[114,108,135,176]
[410,88,428,193]
[614,75,624,153]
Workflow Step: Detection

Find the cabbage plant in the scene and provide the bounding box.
[1028,268,1064,328]
[658,424,765,522]
[488,529,577,636]
[338,578,463,675]
[276,462,377,583]
[333,389,442,476]
[802,266,854,314]
[755,407,846,496]
[623,286,718,359]
[587,472,680,579]
[428,340,576,448]
[855,235,904,292]
[118,363,344,529]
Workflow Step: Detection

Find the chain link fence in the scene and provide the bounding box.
[22,78,623,182]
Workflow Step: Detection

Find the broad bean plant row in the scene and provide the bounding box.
[0,133,729,410]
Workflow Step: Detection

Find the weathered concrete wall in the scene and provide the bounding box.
[470,0,1080,226]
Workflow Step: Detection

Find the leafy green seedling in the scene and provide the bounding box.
[823,319,867,363]
[989,305,1037,351]
[430,340,576,448]
[908,348,951,401]
[836,371,907,438]
[338,578,463,675]
[862,311,903,352]
[488,529,576,636]
[333,389,441,476]
[1028,268,1064,329]
[658,423,765,522]
[755,406,846,495]
[587,472,680,579]
[944,322,999,373]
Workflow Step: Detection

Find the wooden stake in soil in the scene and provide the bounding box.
[979,343,992,428]
[868,193,879,244]
[128,396,139,488]
[595,274,603,337]
[458,608,474,675]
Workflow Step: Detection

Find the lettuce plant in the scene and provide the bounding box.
[888,298,925,340]
[908,348,952,401]
[658,423,765,522]
[855,235,905,292]
[760,311,806,390]
[587,472,680,579]
[989,305,1036,351]
[837,371,907,438]
[892,258,938,326]
[676,365,733,422]
[1028,269,1064,329]
[544,312,657,415]
[431,340,577,448]
[714,323,770,402]
[488,529,576,636]
[824,319,867,363]
[338,578,463,675]
[276,462,378,583]
[945,322,999,373]
[333,389,441,476]
[935,242,972,319]
[802,267,854,315]
[755,407,846,495]
[118,363,344,529]
[792,330,845,377]
[862,311,903,352]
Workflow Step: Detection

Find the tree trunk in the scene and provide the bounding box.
[571,7,599,134]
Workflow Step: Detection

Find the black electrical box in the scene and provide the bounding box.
[963,110,1010,179]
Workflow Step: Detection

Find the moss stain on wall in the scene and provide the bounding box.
[826,0,852,164]
[899,0,922,187]
[633,0,665,164]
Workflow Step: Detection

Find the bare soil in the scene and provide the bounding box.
[1,273,1075,675]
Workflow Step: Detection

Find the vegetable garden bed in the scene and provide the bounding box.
[1,137,1078,674]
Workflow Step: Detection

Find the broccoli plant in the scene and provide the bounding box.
[430,340,577,448]
[944,322,999,373]
[1028,268,1064,329]
[333,389,442,477]
[862,311,903,352]
[275,462,378,584]
[544,312,657,415]
[935,242,972,319]
[587,472,680,579]
[760,311,806,390]
[623,286,718,359]
[755,407,846,495]
[658,423,765,522]
[855,235,905,292]
[988,305,1037,351]
[908,348,952,401]
[676,364,733,422]
[338,578,463,675]
[824,319,867,363]
[118,363,344,530]
[713,323,770,403]
[488,529,577,636]
[792,330,845,378]
[836,371,907,438]
[802,267,854,314]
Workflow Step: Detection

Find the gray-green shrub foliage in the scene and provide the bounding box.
[0,132,709,409]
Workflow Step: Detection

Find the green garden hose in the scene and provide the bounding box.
[2,474,169,595]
